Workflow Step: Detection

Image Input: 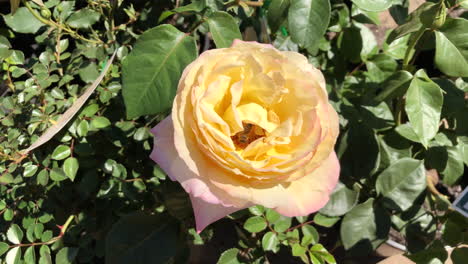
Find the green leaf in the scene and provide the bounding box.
[435,78,465,116]
[384,34,410,60]
[34,223,44,240]
[66,8,100,28]
[458,136,468,166]
[378,132,412,169]
[207,11,242,48]
[265,209,281,223]
[267,0,290,33]
[24,246,36,264]
[387,3,433,43]
[301,225,319,245]
[49,168,68,182]
[5,247,21,264]
[451,247,468,264]
[273,216,291,233]
[355,22,378,61]
[459,0,468,8]
[23,164,38,177]
[351,5,380,25]
[26,224,35,243]
[7,224,23,244]
[337,26,362,63]
[395,123,420,143]
[365,54,397,82]
[63,157,79,181]
[319,182,359,217]
[288,0,331,53]
[262,232,279,252]
[3,7,44,33]
[91,116,111,129]
[105,212,180,264]
[309,253,323,264]
[374,71,413,102]
[78,62,99,83]
[80,104,99,117]
[408,240,448,264]
[122,24,197,119]
[77,120,89,137]
[36,169,49,186]
[426,146,464,186]
[133,127,149,141]
[312,244,336,264]
[340,198,390,254]
[376,158,426,211]
[41,230,53,242]
[434,18,468,77]
[351,0,392,12]
[405,70,443,147]
[243,216,267,233]
[217,248,241,264]
[0,242,9,256]
[39,245,52,264]
[292,243,307,257]
[313,213,340,228]
[55,247,78,264]
[0,35,11,60]
[51,145,71,160]
[248,205,265,216]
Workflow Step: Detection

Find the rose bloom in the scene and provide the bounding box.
[151,40,340,232]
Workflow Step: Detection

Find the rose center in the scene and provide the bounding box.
[231,122,265,149]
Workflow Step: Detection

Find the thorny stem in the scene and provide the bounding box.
[9,215,75,248]
[285,220,315,233]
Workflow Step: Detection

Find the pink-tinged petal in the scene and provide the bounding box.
[208,151,340,217]
[274,151,340,217]
[190,195,250,233]
[150,115,223,204]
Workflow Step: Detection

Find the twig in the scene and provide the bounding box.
[9,215,75,248]
[23,0,103,45]
[285,220,315,233]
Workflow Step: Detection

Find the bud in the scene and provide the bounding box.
[432,2,447,29]
[40,7,51,19]
[420,2,446,29]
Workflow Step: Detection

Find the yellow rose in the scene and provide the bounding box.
[151,40,340,232]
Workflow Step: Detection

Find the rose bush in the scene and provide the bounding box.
[150,40,340,232]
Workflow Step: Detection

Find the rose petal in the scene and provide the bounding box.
[208,151,340,216]
[150,116,222,204]
[190,195,250,233]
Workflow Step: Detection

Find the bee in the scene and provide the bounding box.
[232,122,265,149]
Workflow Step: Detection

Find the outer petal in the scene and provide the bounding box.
[150,115,250,232]
[150,115,222,205]
[190,196,250,233]
[209,151,340,217]
[274,151,340,216]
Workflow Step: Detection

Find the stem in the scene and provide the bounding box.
[403,27,426,71]
[9,215,75,248]
[285,220,315,233]
[395,95,405,126]
[189,19,206,34]
[23,0,102,45]
[60,215,75,235]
